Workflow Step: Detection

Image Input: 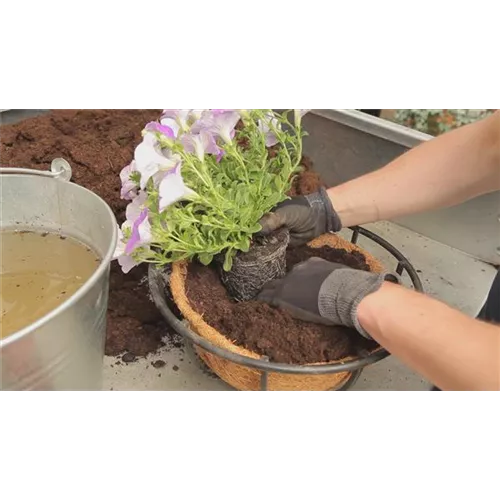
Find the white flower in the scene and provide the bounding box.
[158,163,197,212]
[135,132,179,189]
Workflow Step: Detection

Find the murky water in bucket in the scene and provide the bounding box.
[0,230,101,339]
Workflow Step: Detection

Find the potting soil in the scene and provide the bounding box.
[186,244,378,365]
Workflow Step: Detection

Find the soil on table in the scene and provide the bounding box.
[0,109,341,361]
[0,109,174,357]
[186,245,378,365]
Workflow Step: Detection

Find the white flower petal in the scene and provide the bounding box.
[135,133,176,189]
[118,255,138,274]
[159,166,196,212]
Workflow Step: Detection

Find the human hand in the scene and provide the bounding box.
[259,187,342,247]
[257,257,399,338]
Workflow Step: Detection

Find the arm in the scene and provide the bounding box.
[257,259,500,391]
[330,110,500,227]
[260,111,500,243]
[358,282,500,391]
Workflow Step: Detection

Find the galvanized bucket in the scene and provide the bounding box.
[0,160,117,390]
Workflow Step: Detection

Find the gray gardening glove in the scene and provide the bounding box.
[259,187,342,247]
[257,257,399,338]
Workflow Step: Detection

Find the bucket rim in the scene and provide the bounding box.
[0,174,118,348]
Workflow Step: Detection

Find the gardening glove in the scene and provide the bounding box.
[259,187,342,247]
[257,257,399,339]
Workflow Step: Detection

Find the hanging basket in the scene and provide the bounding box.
[169,233,385,391]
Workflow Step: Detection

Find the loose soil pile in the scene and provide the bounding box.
[0,109,322,359]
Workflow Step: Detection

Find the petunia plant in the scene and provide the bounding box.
[114,109,311,273]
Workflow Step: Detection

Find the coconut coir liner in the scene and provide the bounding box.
[185,246,377,365]
[0,109,319,358]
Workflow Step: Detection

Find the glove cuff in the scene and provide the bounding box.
[305,188,343,233]
[319,187,343,233]
[318,268,400,339]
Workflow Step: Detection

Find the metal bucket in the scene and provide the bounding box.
[0,160,118,390]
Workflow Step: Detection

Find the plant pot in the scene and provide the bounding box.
[216,228,290,302]
[169,233,385,391]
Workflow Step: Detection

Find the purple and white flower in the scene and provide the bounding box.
[124,192,152,252]
[119,161,139,200]
[190,109,205,121]
[145,121,175,138]
[135,132,180,189]
[159,163,197,212]
[125,207,152,255]
[159,117,181,138]
[193,110,240,144]
[161,109,194,133]
[113,192,153,273]
[258,112,280,147]
[181,130,221,162]
[113,227,138,274]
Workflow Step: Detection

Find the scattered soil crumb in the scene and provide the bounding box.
[122,352,137,363]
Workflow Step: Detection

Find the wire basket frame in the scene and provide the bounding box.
[149,226,424,390]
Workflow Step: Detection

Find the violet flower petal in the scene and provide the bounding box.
[125,191,148,224]
[145,121,175,138]
[125,208,152,255]
[160,117,181,138]
[181,130,220,161]
[119,161,138,200]
[193,110,240,144]
[216,149,225,163]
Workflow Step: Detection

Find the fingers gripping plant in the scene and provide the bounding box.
[114,109,311,273]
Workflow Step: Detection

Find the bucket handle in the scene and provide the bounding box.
[0,158,72,182]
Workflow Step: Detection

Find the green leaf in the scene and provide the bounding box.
[198,253,214,266]
[235,237,251,252]
[262,185,273,197]
[267,193,282,209]
[223,249,234,272]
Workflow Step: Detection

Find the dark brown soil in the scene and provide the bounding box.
[0,109,178,357]
[186,246,378,365]
[286,246,370,273]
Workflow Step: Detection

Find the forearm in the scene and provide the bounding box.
[357,282,500,391]
[329,111,500,227]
